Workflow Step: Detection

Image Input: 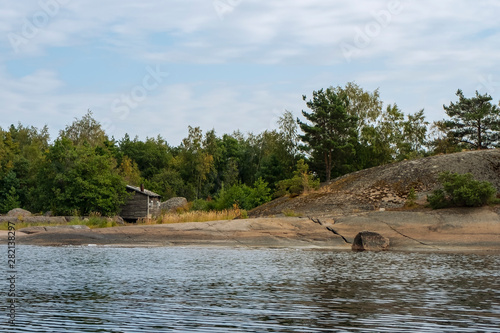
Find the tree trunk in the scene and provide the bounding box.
[477,121,482,150]
[324,151,332,182]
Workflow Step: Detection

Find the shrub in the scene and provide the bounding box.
[274,159,320,197]
[246,178,272,208]
[282,209,301,217]
[214,178,271,211]
[404,187,418,208]
[427,189,448,209]
[427,172,497,209]
[191,198,216,211]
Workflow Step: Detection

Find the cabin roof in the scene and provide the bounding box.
[126,185,161,198]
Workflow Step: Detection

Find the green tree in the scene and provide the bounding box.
[297,88,357,182]
[145,168,185,199]
[332,83,388,170]
[60,110,107,146]
[177,126,214,199]
[277,110,299,168]
[398,109,429,160]
[118,134,173,180]
[376,104,429,161]
[0,171,22,213]
[427,121,466,155]
[333,82,383,133]
[214,178,271,210]
[256,154,286,190]
[0,129,18,176]
[118,156,142,186]
[0,186,21,213]
[275,159,320,197]
[442,90,500,149]
[32,138,128,215]
[247,178,272,208]
[1,124,50,210]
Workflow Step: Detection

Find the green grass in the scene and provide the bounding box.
[0,221,33,230]
[0,217,117,230]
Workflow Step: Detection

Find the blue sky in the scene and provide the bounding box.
[1,0,499,145]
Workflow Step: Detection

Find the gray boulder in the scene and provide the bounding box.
[109,215,125,225]
[7,208,32,217]
[352,231,390,251]
[160,197,188,213]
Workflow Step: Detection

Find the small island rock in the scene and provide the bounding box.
[352,231,390,251]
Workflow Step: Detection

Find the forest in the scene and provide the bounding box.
[1,83,499,216]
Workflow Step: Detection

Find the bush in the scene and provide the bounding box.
[427,189,448,209]
[404,187,418,208]
[282,209,301,217]
[214,178,271,210]
[191,198,216,211]
[427,172,498,209]
[274,159,320,197]
[190,178,272,212]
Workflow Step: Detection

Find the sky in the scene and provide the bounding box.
[1,0,499,146]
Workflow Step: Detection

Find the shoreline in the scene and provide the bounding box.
[1,206,499,253]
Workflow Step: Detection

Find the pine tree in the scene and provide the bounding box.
[297,88,357,182]
[442,90,500,149]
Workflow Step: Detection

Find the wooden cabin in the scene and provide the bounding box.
[120,185,161,222]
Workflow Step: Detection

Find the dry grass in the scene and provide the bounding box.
[320,172,363,193]
[0,209,247,230]
[282,209,302,217]
[146,208,247,225]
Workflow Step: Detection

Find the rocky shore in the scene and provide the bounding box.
[250,149,500,217]
[2,150,499,253]
[2,206,499,253]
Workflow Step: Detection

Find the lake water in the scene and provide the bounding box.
[1,246,500,332]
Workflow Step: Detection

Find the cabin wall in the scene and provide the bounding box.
[120,192,149,220]
[149,197,161,218]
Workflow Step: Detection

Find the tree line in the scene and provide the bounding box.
[1,83,499,216]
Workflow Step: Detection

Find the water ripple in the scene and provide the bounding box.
[1,246,499,332]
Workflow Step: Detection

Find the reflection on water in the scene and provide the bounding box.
[1,246,499,332]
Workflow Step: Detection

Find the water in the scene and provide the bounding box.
[1,246,499,332]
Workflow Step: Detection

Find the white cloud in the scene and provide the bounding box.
[1,0,500,145]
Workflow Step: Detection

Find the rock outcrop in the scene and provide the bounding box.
[160,197,188,213]
[1,207,499,252]
[250,149,500,217]
[7,208,32,217]
[351,231,390,251]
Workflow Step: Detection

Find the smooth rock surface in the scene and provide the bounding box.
[1,206,499,253]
